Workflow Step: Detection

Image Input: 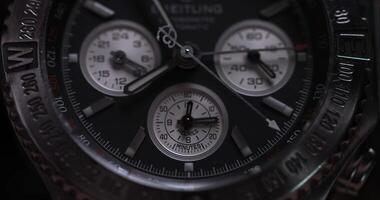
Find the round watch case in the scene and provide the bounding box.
[0,0,376,199]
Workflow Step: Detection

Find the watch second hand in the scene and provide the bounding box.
[152,0,175,28]
[199,47,295,57]
[189,51,281,131]
[157,29,281,131]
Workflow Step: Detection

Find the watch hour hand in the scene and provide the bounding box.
[179,101,194,131]
[123,63,173,95]
[185,101,193,116]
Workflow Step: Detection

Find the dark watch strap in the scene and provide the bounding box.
[328,0,378,199]
[328,148,376,200]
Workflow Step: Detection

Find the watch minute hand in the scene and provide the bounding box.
[177,117,219,127]
[192,117,219,125]
[123,63,172,95]
[152,0,174,28]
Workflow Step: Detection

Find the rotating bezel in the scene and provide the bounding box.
[0,0,374,199]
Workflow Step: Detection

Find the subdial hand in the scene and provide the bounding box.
[181,101,194,131]
[199,47,295,57]
[192,117,219,126]
[185,101,193,116]
[110,50,147,77]
[177,117,219,128]
[247,50,277,79]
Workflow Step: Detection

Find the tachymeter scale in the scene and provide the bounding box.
[215,20,296,97]
[148,84,229,162]
[80,20,161,96]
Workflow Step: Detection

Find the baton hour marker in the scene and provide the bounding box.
[83,0,115,18]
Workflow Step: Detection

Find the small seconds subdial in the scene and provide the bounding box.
[80,20,161,96]
[148,84,229,162]
[215,20,296,97]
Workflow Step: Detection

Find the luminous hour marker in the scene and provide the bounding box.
[260,0,290,18]
[68,53,78,63]
[125,127,146,158]
[184,163,194,172]
[83,0,115,18]
[231,127,253,157]
[83,97,115,118]
[263,96,294,117]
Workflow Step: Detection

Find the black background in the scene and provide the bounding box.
[0,0,379,199]
[0,0,49,199]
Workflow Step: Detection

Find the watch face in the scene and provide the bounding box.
[53,0,317,179]
[32,0,370,196]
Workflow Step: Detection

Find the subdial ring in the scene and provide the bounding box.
[147,83,229,162]
[214,19,296,97]
[79,20,161,97]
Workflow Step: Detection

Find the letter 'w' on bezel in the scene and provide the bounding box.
[2,42,38,73]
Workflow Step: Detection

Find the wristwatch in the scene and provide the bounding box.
[0,0,378,199]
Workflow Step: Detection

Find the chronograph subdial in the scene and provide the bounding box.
[214,20,296,97]
[148,84,229,162]
[80,20,161,97]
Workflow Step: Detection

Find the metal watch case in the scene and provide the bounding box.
[0,0,377,199]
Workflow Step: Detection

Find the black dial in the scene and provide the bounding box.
[47,0,325,181]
